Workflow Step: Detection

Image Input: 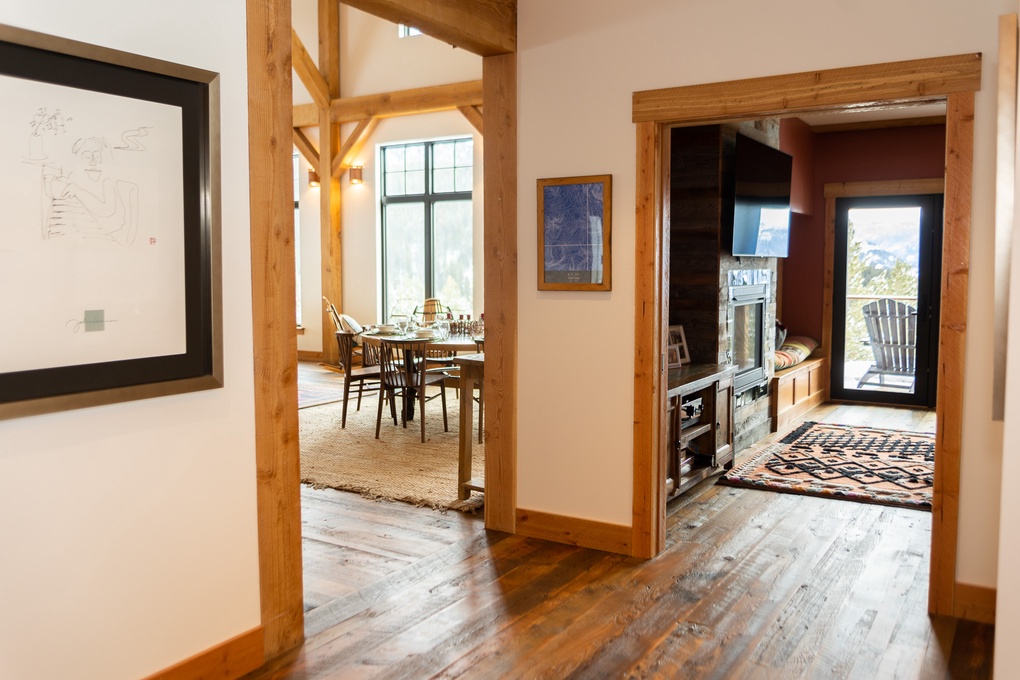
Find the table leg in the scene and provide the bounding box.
[458,372,475,500]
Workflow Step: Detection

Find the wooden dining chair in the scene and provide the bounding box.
[338,312,379,367]
[335,331,380,428]
[376,337,448,443]
[323,296,343,332]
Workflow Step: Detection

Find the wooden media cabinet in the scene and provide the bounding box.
[665,363,737,499]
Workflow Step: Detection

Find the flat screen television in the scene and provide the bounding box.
[731,133,793,258]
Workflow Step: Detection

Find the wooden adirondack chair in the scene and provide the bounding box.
[857,298,917,389]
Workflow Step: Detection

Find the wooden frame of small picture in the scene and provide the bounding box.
[668,325,690,365]
[537,174,612,291]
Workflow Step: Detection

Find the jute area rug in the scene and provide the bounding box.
[300,386,484,512]
[719,421,934,510]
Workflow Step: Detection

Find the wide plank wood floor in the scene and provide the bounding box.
[246,402,993,679]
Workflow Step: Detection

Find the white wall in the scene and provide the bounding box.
[0,2,261,679]
[518,0,1012,587]
[293,3,483,353]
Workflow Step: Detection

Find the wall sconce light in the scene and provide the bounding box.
[349,166,364,185]
[308,169,320,187]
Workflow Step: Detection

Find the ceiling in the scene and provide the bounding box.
[797,102,947,130]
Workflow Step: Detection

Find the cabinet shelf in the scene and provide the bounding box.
[675,464,717,496]
[679,422,712,446]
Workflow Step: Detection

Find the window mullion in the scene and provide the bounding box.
[424,143,434,299]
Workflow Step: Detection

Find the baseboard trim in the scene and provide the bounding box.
[515,508,632,555]
[143,625,265,680]
[954,583,996,624]
[297,350,323,362]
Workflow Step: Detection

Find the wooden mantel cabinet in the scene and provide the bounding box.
[665,363,737,499]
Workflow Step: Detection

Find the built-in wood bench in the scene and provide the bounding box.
[770,356,828,433]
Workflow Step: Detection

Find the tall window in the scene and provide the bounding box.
[380,138,473,319]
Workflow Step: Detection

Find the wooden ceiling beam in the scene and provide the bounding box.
[458,105,483,134]
[291,28,330,109]
[332,118,380,179]
[293,79,483,127]
[292,128,320,166]
[340,0,515,57]
[294,103,318,128]
[331,79,484,122]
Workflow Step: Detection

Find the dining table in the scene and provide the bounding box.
[451,353,484,500]
[359,329,482,355]
[360,329,483,422]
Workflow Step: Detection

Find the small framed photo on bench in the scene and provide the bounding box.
[668,325,690,366]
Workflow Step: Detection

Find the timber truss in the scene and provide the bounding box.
[291,0,513,364]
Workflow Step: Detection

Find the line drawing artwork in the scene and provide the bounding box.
[0,29,223,417]
[23,109,144,246]
[0,72,188,375]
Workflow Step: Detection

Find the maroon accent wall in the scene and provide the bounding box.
[781,117,815,215]
[776,122,946,342]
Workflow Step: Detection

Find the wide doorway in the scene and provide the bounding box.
[830,193,943,407]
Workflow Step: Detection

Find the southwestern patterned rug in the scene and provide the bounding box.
[719,421,934,510]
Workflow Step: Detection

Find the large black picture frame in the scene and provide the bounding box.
[0,24,222,420]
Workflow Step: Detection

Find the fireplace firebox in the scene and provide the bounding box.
[730,282,767,393]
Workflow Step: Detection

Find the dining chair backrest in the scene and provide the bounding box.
[323,296,343,332]
[378,338,429,390]
[335,330,357,373]
[361,338,380,367]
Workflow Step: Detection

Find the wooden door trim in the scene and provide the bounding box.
[931,90,973,615]
[632,56,979,618]
[632,120,667,557]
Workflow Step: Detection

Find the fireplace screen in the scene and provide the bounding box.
[730,283,767,393]
[733,302,762,373]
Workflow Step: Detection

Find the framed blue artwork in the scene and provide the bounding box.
[537,174,611,291]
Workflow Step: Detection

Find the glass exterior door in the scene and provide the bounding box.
[830,194,942,407]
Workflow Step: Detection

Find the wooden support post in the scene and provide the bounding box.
[319,0,342,366]
[482,53,517,534]
[246,0,304,660]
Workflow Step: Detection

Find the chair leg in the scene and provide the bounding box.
[441,384,448,432]
[375,386,385,439]
[355,380,364,411]
[341,377,352,428]
[477,385,483,444]
[419,387,427,443]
